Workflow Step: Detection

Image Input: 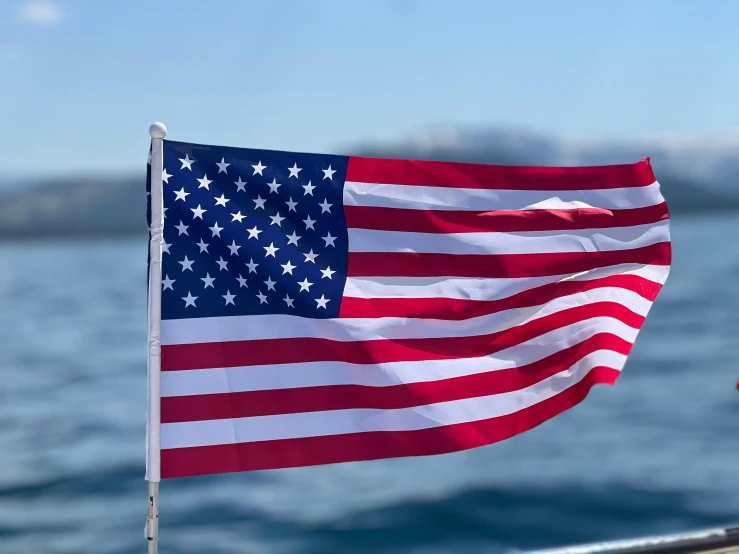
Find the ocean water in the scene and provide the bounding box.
[0,214,738,554]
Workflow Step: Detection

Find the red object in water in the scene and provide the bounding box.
[736,381,739,390]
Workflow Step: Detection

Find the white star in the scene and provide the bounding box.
[182,292,198,307]
[286,231,301,246]
[174,187,189,202]
[162,275,175,290]
[285,197,298,212]
[216,257,229,271]
[252,160,266,175]
[298,278,313,292]
[222,290,236,305]
[288,163,302,178]
[270,212,285,227]
[322,232,337,247]
[227,240,241,256]
[162,169,172,183]
[283,294,295,308]
[322,165,336,180]
[304,249,319,264]
[315,294,330,309]
[197,175,213,189]
[318,199,332,213]
[209,222,223,237]
[179,256,194,272]
[235,177,247,192]
[281,260,297,275]
[201,273,215,288]
[302,180,315,196]
[196,239,209,253]
[267,178,281,194]
[216,157,230,174]
[320,266,336,280]
[247,226,262,240]
[256,291,268,304]
[191,204,207,219]
[175,221,189,235]
[264,242,279,257]
[163,207,168,219]
[236,274,248,288]
[264,276,277,291]
[214,194,230,207]
[303,215,316,230]
[179,154,195,170]
[253,195,266,210]
[231,211,246,223]
[162,241,171,254]
[147,152,152,165]
[246,258,258,273]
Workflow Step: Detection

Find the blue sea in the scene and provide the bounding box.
[0,214,738,554]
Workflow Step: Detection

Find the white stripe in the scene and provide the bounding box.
[348,221,669,255]
[161,317,636,396]
[343,263,669,300]
[343,181,665,211]
[161,287,651,345]
[160,351,622,448]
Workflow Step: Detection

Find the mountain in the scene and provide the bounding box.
[0,175,145,239]
[353,126,739,195]
[0,128,737,239]
[353,127,739,214]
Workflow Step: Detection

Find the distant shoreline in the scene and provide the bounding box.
[0,209,735,243]
[2,128,739,240]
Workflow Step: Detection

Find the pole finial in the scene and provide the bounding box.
[149,122,167,139]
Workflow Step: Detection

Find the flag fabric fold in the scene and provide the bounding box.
[147,141,671,479]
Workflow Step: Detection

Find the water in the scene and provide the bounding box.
[0,215,738,554]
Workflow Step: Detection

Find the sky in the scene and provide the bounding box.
[1,0,738,177]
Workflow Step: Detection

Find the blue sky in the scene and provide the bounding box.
[2,0,738,177]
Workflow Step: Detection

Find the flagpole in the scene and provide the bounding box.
[146,122,167,554]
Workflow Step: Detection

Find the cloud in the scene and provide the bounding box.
[17,0,64,26]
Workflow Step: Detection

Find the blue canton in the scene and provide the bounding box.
[147,140,349,320]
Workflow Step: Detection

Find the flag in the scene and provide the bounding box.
[147,140,671,479]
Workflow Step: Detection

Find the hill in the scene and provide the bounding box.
[0,128,737,239]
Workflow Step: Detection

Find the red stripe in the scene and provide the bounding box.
[161,301,644,371]
[339,274,662,319]
[161,333,631,423]
[160,366,619,477]
[345,156,655,190]
[344,203,669,234]
[347,242,672,278]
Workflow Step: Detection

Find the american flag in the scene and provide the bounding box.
[147,140,671,479]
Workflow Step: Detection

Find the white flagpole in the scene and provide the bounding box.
[146,122,167,554]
